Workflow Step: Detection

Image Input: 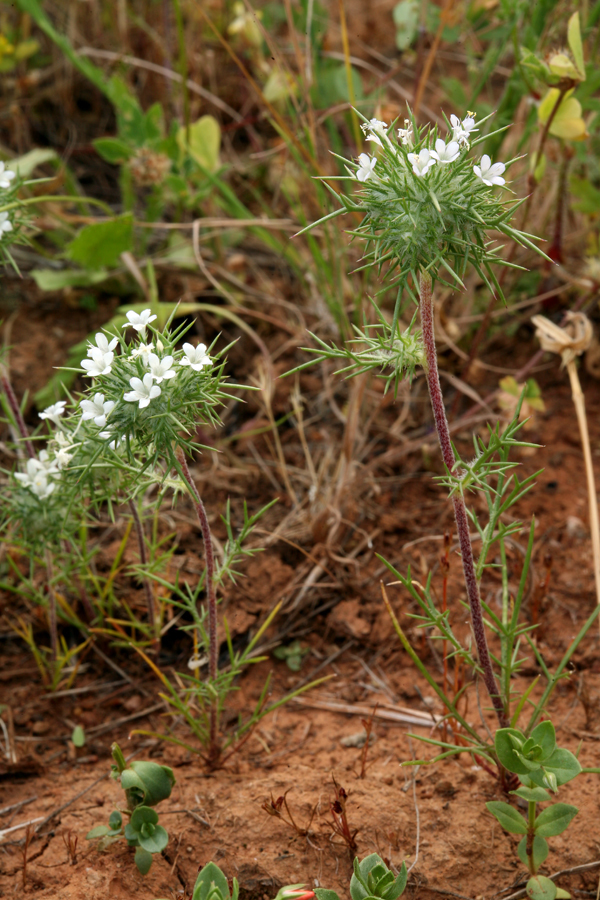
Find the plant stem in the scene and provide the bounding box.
[527,800,536,872]
[1,370,35,459]
[127,498,158,646]
[419,270,507,728]
[44,548,58,664]
[177,450,220,764]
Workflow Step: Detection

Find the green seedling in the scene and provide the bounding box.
[86,742,175,875]
[273,640,310,671]
[487,721,581,900]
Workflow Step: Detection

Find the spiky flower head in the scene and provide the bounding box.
[317,110,544,302]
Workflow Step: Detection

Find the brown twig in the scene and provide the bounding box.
[329,777,358,854]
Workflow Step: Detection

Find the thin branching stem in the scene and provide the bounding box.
[1,371,35,459]
[177,450,220,763]
[419,269,507,728]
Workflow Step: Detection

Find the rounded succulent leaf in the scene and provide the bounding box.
[138,823,168,854]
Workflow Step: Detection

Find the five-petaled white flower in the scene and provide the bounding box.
[81,351,113,377]
[130,342,154,364]
[179,342,212,371]
[124,373,161,408]
[361,118,387,147]
[473,155,506,187]
[356,153,377,183]
[122,309,157,332]
[0,212,12,237]
[450,114,478,147]
[88,333,118,358]
[37,450,59,473]
[14,458,56,500]
[39,401,67,425]
[0,163,15,190]
[55,448,74,468]
[430,139,460,165]
[147,353,177,384]
[409,148,436,178]
[80,393,116,428]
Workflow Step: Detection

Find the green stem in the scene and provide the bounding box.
[0,195,114,215]
[527,800,536,873]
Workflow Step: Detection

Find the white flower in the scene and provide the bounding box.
[147,352,177,384]
[129,342,154,364]
[38,450,60,474]
[55,448,73,468]
[98,429,122,450]
[450,114,478,147]
[122,309,157,332]
[80,393,116,428]
[397,120,413,145]
[88,333,118,358]
[0,162,15,190]
[39,401,67,425]
[473,155,506,187]
[0,212,13,237]
[81,351,113,377]
[356,153,377,182]
[361,118,387,147]
[55,430,72,448]
[14,458,56,500]
[187,654,205,671]
[430,138,460,165]
[409,148,436,177]
[179,342,212,371]
[124,372,161,408]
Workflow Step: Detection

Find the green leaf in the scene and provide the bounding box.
[518,836,549,872]
[177,116,221,172]
[93,137,133,164]
[511,786,552,803]
[125,761,176,806]
[570,176,600,214]
[85,825,111,839]
[495,728,534,775]
[71,725,85,747]
[31,268,111,291]
[66,213,134,270]
[486,801,528,834]
[567,12,585,81]
[527,876,557,900]
[530,721,556,760]
[392,0,419,50]
[134,846,153,876]
[108,811,123,831]
[555,890,571,899]
[130,805,159,830]
[192,861,232,900]
[534,804,578,837]
[315,892,341,900]
[528,748,582,789]
[138,823,169,854]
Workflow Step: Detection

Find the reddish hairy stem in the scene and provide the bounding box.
[1,372,35,459]
[127,498,158,645]
[177,450,219,761]
[419,270,507,728]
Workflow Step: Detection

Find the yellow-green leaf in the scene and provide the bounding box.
[538,89,587,140]
[567,12,585,81]
[177,115,221,172]
[548,53,580,81]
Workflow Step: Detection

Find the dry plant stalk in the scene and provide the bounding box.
[532,312,600,623]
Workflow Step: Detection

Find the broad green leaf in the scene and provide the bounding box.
[534,803,578,837]
[567,12,585,81]
[538,90,587,140]
[518,835,549,872]
[31,268,111,291]
[66,213,134,270]
[71,725,85,747]
[555,890,571,899]
[11,147,58,177]
[192,861,231,900]
[138,823,168,854]
[93,137,133,164]
[177,116,221,172]
[570,176,600,214]
[134,846,153,876]
[108,810,123,831]
[315,892,341,900]
[85,825,111,839]
[529,748,581,788]
[530,721,556,760]
[126,761,175,806]
[511,786,552,803]
[486,801,528,834]
[495,728,533,775]
[129,805,159,830]
[527,876,557,900]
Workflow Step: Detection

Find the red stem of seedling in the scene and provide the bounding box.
[177,450,220,763]
[419,271,508,728]
[1,372,35,459]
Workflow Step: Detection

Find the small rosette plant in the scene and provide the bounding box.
[486,721,581,900]
[86,742,175,875]
[314,854,408,900]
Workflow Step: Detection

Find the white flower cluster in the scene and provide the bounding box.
[0,161,16,240]
[15,405,77,500]
[355,113,506,188]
